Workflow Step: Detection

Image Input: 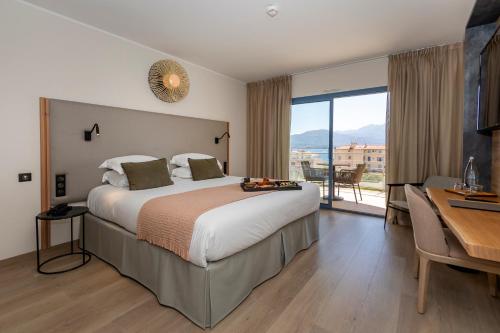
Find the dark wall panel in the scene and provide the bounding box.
[463,22,497,190]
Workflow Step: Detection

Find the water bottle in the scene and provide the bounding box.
[464,156,479,188]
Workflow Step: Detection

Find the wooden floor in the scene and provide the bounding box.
[1,211,499,332]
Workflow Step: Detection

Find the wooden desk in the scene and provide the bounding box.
[427,188,500,262]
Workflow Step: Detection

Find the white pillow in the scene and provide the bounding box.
[170,153,222,170]
[102,170,129,187]
[99,155,158,174]
[171,167,192,179]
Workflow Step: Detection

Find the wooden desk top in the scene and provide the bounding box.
[427,188,500,262]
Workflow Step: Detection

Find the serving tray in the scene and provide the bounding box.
[240,180,302,192]
[444,188,498,198]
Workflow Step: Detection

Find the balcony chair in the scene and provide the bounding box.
[384,175,461,229]
[405,184,500,314]
[335,164,366,204]
[301,160,328,197]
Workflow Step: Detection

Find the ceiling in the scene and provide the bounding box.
[24,0,475,82]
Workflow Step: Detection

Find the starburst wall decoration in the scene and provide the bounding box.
[148,59,190,103]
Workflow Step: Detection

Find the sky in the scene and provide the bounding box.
[290,92,387,134]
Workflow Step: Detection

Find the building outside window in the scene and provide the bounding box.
[333,144,385,172]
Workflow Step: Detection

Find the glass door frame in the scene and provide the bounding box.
[291,86,387,211]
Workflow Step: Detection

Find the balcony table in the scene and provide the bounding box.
[316,163,351,201]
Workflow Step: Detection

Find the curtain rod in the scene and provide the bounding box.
[290,55,387,76]
[290,41,462,77]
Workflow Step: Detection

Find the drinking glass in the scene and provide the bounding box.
[469,184,483,193]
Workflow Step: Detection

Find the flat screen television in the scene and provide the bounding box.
[478,26,500,132]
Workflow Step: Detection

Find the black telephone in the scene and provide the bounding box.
[47,203,71,217]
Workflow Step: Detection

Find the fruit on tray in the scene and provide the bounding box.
[257,178,271,186]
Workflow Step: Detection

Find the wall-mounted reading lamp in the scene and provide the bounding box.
[214,131,230,144]
[84,123,100,141]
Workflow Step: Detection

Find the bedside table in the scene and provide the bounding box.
[35,206,91,274]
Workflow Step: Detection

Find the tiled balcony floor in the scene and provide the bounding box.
[318,185,386,216]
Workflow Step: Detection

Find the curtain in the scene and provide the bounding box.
[387,43,464,187]
[247,75,292,178]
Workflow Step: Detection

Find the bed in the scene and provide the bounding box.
[84,175,320,328]
[40,99,320,328]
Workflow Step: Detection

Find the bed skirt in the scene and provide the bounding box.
[81,210,319,328]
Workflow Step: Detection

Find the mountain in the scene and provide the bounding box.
[291,124,385,149]
[291,129,330,149]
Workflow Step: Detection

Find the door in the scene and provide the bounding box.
[290,87,387,214]
[290,99,333,208]
[331,90,387,216]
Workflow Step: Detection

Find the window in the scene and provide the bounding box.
[290,87,387,212]
[377,157,383,162]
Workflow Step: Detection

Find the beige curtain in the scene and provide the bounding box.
[247,75,292,178]
[387,43,464,187]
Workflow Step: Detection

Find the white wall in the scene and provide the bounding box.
[0,1,246,260]
[292,57,388,98]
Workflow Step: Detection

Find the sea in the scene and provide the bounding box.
[292,148,329,162]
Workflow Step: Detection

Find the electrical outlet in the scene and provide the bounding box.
[18,173,32,182]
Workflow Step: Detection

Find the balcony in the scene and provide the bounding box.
[320,185,386,216]
[291,155,386,216]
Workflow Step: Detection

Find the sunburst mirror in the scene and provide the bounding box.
[148,60,190,103]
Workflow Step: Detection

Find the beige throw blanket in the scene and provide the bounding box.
[137,184,271,261]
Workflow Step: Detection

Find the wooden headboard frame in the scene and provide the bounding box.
[40,97,51,249]
[39,97,230,249]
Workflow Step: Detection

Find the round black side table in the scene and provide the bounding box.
[35,206,91,274]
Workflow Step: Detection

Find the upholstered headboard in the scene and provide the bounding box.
[45,99,229,205]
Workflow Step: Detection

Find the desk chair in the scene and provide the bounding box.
[405,184,500,314]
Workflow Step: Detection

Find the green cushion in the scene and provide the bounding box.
[121,158,173,190]
[188,158,224,181]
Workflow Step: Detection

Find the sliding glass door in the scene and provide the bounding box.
[290,87,387,214]
[289,99,333,207]
[332,92,387,215]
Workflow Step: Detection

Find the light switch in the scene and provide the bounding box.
[56,174,66,197]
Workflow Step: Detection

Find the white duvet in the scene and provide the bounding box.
[87,176,320,267]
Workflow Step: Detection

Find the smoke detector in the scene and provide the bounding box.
[266,5,279,18]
